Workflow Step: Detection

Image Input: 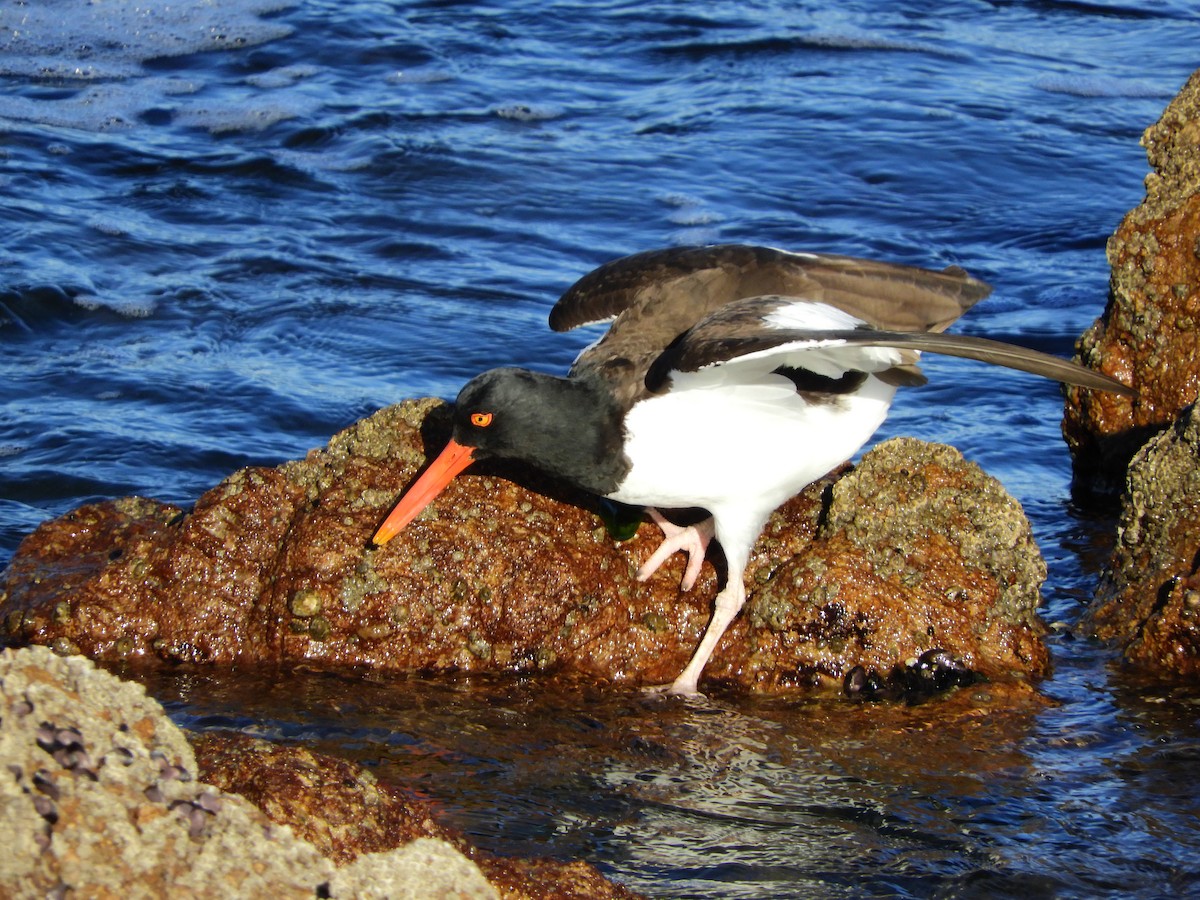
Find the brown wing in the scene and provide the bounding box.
[552,244,992,406]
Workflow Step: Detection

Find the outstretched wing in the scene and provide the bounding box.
[644,295,1135,397]
[550,244,991,333]
[554,244,994,406]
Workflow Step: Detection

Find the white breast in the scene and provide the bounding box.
[606,370,897,517]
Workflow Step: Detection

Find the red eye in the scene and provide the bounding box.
[470,412,493,428]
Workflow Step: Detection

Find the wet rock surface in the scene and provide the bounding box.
[731,438,1049,690]
[1,400,1049,692]
[0,645,500,899]
[1059,69,1200,678]
[1083,402,1200,675]
[193,731,641,900]
[1063,68,1200,500]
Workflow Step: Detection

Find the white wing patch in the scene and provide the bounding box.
[692,340,907,381]
[764,300,865,331]
[690,300,913,381]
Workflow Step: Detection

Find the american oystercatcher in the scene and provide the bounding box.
[372,244,1133,696]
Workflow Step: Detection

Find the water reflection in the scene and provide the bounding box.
[128,664,1179,897]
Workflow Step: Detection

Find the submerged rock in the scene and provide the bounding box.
[193,731,641,900]
[843,647,978,702]
[1083,403,1200,676]
[0,645,499,899]
[1063,67,1200,501]
[0,398,1050,692]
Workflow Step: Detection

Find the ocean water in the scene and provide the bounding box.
[2,1,1199,896]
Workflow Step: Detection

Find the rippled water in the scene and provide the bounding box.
[3,1,1200,896]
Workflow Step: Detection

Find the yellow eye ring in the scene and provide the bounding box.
[470,412,493,428]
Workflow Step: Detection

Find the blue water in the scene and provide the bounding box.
[3,1,1199,896]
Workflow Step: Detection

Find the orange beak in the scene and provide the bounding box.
[371,439,477,546]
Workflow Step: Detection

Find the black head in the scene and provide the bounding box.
[450,367,629,494]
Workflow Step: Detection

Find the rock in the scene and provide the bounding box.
[193,731,639,900]
[333,838,498,900]
[0,644,498,899]
[0,398,1050,692]
[192,732,455,865]
[730,438,1049,691]
[1063,67,1200,501]
[1082,402,1200,675]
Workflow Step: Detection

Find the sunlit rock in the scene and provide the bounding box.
[0,645,499,899]
[0,399,1049,693]
[1063,67,1200,502]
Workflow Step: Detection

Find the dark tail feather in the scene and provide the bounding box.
[838,330,1136,396]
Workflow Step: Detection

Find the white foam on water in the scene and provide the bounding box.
[0,0,296,78]
[0,78,196,130]
[245,64,318,89]
[0,0,297,131]
[1035,74,1174,99]
[801,31,970,60]
[174,99,306,134]
[73,292,158,318]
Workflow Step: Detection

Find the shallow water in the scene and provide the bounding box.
[3,1,1200,896]
[138,664,1200,899]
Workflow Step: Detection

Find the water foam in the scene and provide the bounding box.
[0,0,297,131]
[1035,74,1174,99]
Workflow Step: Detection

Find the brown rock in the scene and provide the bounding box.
[0,401,444,665]
[193,731,641,900]
[731,438,1049,690]
[1,399,1048,691]
[1063,68,1200,500]
[1082,402,1200,675]
[0,495,184,659]
[192,732,451,865]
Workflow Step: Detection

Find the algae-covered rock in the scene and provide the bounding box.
[193,731,642,899]
[1083,403,1200,675]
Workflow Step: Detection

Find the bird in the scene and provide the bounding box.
[371,244,1134,696]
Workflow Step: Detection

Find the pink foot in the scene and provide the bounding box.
[643,678,705,698]
[636,509,714,591]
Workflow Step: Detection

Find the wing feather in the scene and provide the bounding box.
[644,295,1134,397]
[550,244,990,335]
[554,245,993,407]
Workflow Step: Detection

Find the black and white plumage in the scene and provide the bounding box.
[373,244,1133,696]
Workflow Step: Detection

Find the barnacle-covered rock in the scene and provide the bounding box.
[1083,402,1200,675]
[1063,68,1200,501]
[0,645,498,898]
[732,438,1048,691]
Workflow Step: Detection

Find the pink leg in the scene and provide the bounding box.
[652,579,747,697]
[637,508,714,592]
[644,512,763,697]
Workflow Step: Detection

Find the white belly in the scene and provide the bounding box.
[606,373,896,517]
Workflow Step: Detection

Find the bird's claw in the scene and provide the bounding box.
[642,680,705,699]
[637,510,714,591]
